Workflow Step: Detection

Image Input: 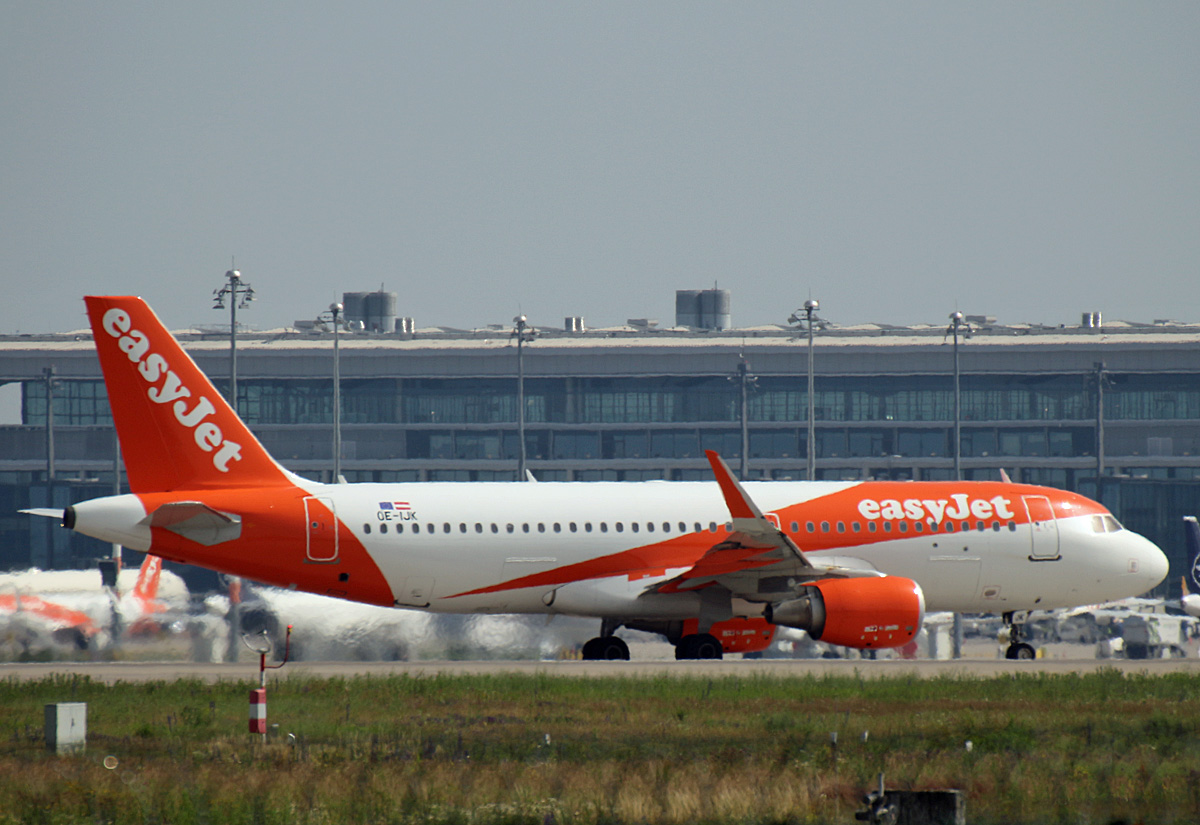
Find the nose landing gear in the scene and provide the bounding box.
[1002,611,1036,660]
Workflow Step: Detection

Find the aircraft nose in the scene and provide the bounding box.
[1132,534,1169,592]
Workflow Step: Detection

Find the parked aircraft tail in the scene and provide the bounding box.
[1175,517,1200,620]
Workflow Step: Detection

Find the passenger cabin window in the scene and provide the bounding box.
[554,523,562,533]
[363,524,371,534]
[427,524,434,534]
[821,521,830,533]
[791,521,799,533]
[444,523,451,533]
[381,524,388,534]
[570,522,578,533]
[506,524,514,534]
[807,522,815,533]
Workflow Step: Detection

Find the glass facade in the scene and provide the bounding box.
[23,380,113,427]
[28,373,1200,428]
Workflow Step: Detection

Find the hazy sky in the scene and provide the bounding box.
[3,3,1198,334]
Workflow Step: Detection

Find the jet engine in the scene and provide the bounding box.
[764,576,925,649]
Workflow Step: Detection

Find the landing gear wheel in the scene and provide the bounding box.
[1005,643,1036,660]
[675,633,723,660]
[581,636,630,661]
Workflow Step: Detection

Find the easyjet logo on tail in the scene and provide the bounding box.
[857,494,1015,524]
[101,308,242,473]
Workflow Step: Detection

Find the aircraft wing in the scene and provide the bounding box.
[652,451,881,599]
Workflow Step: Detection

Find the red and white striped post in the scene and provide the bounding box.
[249,688,266,735]
[243,625,291,743]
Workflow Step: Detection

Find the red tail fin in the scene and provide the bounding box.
[85,296,290,492]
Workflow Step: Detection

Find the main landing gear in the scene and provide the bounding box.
[581,619,631,660]
[580,635,630,660]
[674,633,723,660]
[579,621,728,661]
[1002,611,1036,660]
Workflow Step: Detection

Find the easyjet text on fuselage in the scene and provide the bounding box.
[856,494,1016,524]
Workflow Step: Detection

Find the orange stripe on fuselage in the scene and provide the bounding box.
[449,481,1108,599]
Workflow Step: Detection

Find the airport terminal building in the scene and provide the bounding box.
[3,290,1199,588]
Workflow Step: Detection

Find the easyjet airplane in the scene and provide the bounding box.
[23,297,1169,661]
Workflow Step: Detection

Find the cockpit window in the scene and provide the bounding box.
[1093,514,1124,533]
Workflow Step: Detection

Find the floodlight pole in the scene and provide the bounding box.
[806,301,817,480]
[1094,361,1107,479]
[949,312,965,481]
[332,303,342,482]
[733,355,755,479]
[43,366,56,483]
[212,267,255,415]
[946,311,970,660]
[512,316,535,480]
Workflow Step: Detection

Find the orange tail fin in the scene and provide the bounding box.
[85,296,290,492]
[131,554,163,605]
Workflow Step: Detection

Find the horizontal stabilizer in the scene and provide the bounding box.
[139,502,242,547]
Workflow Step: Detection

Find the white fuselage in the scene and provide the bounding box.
[291,478,1168,618]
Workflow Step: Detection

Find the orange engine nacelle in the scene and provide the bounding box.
[764,576,925,650]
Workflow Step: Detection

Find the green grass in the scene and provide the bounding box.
[3,670,1200,823]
